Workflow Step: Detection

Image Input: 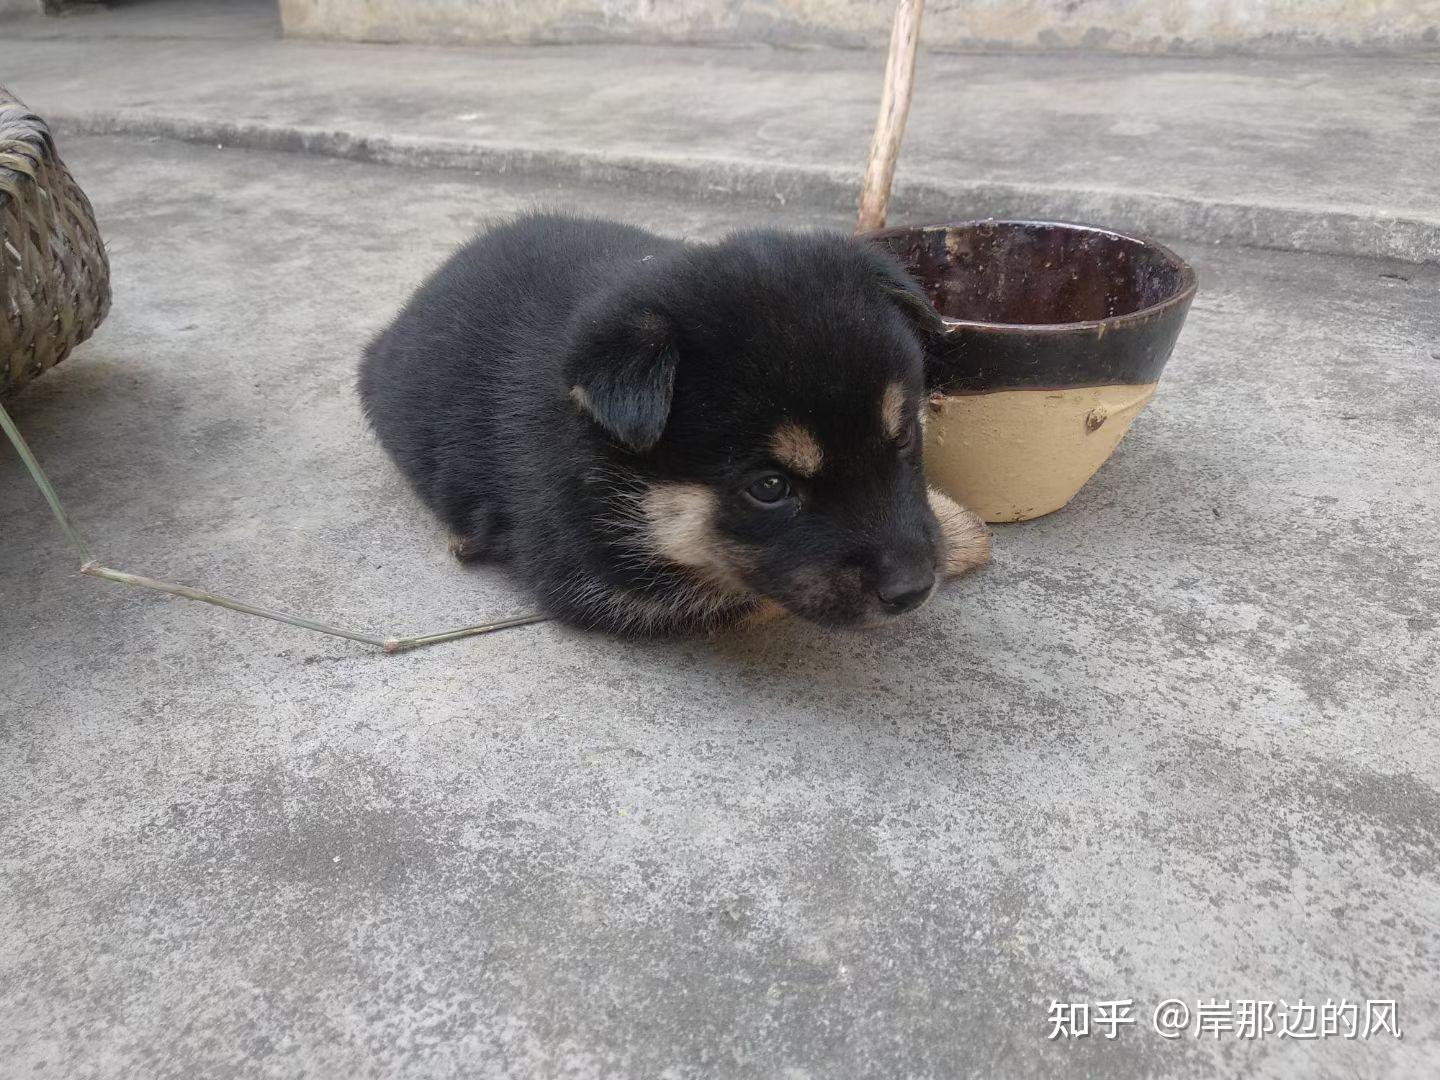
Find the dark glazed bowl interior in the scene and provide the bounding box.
[868,220,1197,394]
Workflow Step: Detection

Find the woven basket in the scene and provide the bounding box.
[0,85,110,398]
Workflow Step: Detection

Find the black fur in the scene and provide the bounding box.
[359,212,951,635]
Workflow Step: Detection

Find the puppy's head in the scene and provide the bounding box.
[567,229,949,627]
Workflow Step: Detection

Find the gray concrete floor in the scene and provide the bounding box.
[2,3,1438,262]
[1,128,1437,1078]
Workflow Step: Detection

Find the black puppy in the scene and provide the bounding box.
[359,212,989,635]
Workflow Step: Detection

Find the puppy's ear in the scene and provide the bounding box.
[872,259,947,339]
[866,252,950,391]
[567,307,678,454]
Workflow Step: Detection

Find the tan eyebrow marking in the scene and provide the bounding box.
[769,422,824,478]
[881,381,907,440]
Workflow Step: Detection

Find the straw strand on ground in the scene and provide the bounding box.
[1,400,548,652]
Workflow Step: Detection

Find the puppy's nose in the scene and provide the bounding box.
[875,565,936,614]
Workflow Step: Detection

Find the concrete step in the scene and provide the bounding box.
[1,12,1437,264]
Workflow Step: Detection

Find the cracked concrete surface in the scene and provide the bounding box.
[1,131,1437,1078]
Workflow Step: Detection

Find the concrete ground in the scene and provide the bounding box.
[2,6,1439,1080]
[2,128,1438,1080]
[1,0,1439,263]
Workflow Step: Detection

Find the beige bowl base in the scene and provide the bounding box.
[925,382,1158,523]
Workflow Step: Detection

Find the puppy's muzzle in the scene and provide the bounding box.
[872,552,937,616]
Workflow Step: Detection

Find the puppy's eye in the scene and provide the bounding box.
[745,474,791,506]
[896,424,916,451]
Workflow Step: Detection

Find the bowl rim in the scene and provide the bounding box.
[865,218,1199,335]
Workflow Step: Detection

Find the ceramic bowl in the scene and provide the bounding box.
[869,220,1197,522]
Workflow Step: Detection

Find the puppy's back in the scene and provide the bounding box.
[358,213,674,530]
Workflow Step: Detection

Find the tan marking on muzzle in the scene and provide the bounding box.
[641,483,752,594]
[882,382,908,440]
[769,423,823,477]
[928,487,992,578]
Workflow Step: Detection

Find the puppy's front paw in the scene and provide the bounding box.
[739,598,790,629]
[928,487,991,579]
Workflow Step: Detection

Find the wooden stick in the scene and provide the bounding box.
[856,0,925,234]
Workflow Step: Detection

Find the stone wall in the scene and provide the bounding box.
[277,0,1440,54]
